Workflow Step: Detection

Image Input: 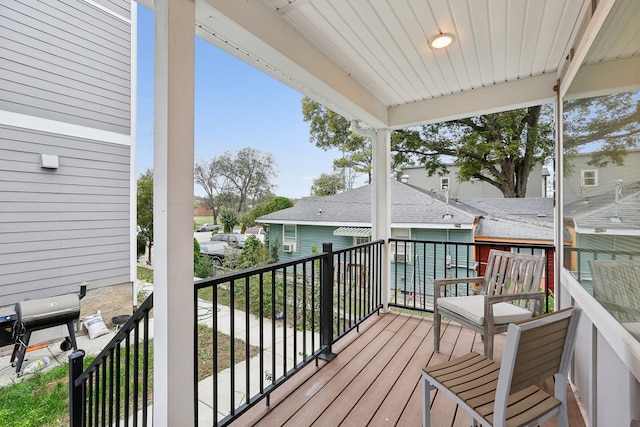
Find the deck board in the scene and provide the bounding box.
[236,312,586,427]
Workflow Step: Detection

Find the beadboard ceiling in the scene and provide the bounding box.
[188,0,640,128]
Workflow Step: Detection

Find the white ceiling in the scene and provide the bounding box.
[189,0,640,129]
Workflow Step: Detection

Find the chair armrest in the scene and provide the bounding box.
[485,291,545,317]
[434,277,485,299]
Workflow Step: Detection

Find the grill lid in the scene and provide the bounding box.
[15,294,80,329]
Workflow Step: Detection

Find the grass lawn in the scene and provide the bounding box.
[137,265,153,283]
[0,326,258,427]
[0,269,261,427]
[194,216,215,227]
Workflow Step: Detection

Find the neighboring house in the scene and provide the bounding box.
[458,198,558,292]
[0,1,136,331]
[564,189,640,285]
[401,163,548,199]
[257,180,478,302]
[257,180,477,258]
[563,149,640,204]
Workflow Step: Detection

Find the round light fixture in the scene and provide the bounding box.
[429,33,455,49]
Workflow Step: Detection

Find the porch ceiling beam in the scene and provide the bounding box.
[565,56,640,100]
[387,73,557,129]
[197,0,389,129]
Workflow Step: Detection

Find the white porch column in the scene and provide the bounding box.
[371,128,391,311]
[153,0,195,425]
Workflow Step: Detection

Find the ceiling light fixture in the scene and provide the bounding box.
[429,33,455,49]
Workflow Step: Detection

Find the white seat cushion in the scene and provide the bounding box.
[437,295,533,325]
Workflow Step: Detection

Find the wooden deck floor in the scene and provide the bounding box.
[234,311,586,427]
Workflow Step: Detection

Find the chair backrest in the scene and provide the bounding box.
[482,250,545,297]
[589,259,640,322]
[494,307,582,421]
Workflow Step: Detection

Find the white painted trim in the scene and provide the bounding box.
[0,110,131,146]
[574,226,640,236]
[129,1,139,291]
[261,220,473,230]
[81,0,131,23]
[561,269,640,382]
[388,73,557,129]
[558,0,617,98]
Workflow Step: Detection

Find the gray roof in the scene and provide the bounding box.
[257,180,477,226]
[459,198,554,223]
[571,191,640,233]
[459,198,555,242]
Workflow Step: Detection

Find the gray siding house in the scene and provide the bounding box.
[401,163,548,199]
[0,0,135,326]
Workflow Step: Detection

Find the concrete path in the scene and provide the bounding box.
[196,298,320,425]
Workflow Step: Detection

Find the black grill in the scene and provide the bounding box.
[11,292,82,374]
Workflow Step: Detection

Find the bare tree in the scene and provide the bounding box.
[194,157,231,224]
[218,147,277,213]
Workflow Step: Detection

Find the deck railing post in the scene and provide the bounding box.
[319,242,336,361]
[69,349,86,427]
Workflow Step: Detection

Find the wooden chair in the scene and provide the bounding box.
[589,259,640,339]
[422,307,582,427]
[434,249,546,359]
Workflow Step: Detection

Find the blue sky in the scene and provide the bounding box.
[135,5,346,199]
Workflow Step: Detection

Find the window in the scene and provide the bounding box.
[354,236,370,245]
[581,170,598,186]
[441,177,450,190]
[391,228,411,263]
[282,224,297,252]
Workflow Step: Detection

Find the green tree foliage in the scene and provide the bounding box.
[302,97,371,187]
[234,237,272,270]
[240,196,294,232]
[311,172,346,196]
[136,170,154,263]
[193,238,214,279]
[393,106,554,198]
[563,92,640,174]
[261,196,294,215]
[218,207,238,233]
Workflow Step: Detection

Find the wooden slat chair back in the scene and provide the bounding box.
[422,307,582,427]
[434,249,546,359]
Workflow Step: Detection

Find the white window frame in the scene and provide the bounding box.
[581,170,598,186]
[282,224,297,252]
[354,236,370,245]
[391,228,411,263]
[441,176,450,190]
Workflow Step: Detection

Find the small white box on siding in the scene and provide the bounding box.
[40,154,59,169]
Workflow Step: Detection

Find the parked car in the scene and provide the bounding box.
[210,233,248,249]
[244,226,266,243]
[199,241,239,267]
[195,223,220,232]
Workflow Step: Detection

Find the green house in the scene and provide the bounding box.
[257,180,477,260]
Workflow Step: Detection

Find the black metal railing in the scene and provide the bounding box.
[563,246,640,292]
[388,240,555,313]
[69,293,153,427]
[70,238,561,426]
[194,240,384,426]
